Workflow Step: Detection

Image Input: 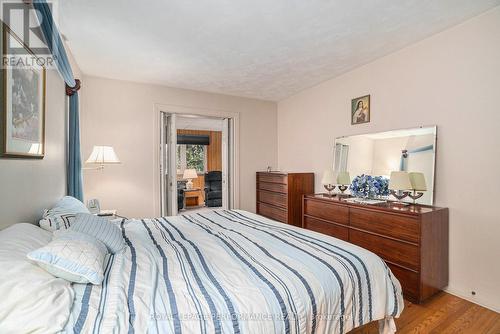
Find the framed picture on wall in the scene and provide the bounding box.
[1,25,46,158]
[351,94,370,125]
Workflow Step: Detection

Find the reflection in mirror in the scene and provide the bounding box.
[334,126,436,205]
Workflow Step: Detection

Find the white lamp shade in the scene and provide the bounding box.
[86,146,120,164]
[389,171,412,190]
[182,169,198,179]
[337,171,351,185]
[321,169,336,185]
[409,172,427,191]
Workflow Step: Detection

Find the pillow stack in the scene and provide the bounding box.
[29,197,126,285]
[39,196,91,231]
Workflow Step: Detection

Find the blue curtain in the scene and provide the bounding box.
[33,1,83,200]
[68,93,83,200]
[399,145,434,171]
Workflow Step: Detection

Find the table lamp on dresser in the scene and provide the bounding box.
[336,171,351,196]
[389,171,412,205]
[408,172,427,203]
[321,170,336,197]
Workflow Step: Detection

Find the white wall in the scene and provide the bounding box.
[277,7,500,311]
[0,26,82,229]
[0,70,67,229]
[81,76,277,218]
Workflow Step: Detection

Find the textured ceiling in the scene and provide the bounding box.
[59,0,500,101]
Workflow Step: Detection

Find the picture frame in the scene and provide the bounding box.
[1,25,46,158]
[351,94,370,125]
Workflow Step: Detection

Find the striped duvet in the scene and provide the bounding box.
[64,210,403,334]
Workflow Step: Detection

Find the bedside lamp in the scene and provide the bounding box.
[389,171,411,205]
[408,172,427,204]
[321,169,336,197]
[85,146,121,170]
[183,169,198,190]
[337,171,351,196]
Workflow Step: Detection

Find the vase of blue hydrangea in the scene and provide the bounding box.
[350,174,390,200]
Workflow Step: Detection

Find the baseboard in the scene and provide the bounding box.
[444,288,500,313]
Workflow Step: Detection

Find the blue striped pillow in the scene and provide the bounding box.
[39,196,91,231]
[70,213,125,254]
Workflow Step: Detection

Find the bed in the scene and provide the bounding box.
[1,209,403,333]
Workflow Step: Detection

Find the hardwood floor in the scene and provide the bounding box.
[350,292,500,333]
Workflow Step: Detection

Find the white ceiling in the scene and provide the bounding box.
[59,0,500,101]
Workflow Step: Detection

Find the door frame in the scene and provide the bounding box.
[160,113,178,216]
[153,103,240,217]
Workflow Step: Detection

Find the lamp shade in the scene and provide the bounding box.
[182,169,198,179]
[409,172,427,191]
[321,169,336,185]
[337,171,351,185]
[86,146,120,164]
[389,171,412,190]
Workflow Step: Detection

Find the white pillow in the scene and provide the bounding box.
[70,213,125,254]
[0,223,74,334]
[39,196,90,231]
[28,230,108,285]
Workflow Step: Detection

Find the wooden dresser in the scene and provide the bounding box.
[302,194,449,304]
[256,172,314,227]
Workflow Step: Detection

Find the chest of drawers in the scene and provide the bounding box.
[302,194,449,304]
[256,172,314,227]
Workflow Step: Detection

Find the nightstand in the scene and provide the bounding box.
[184,188,203,207]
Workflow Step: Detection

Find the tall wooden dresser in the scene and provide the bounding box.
[302,194,449,304]
[256,172,314,227]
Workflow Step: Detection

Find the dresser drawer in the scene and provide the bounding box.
[258,181,287,194]
[257,202,287,223]
[387,263,419,303]
[304,199,349,224]
[257,190,287,208]
[303,216,349,241]
[350,230,419,271]
[257,173,287,184]
[350,208,420,244]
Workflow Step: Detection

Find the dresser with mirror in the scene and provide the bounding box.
[302,126,448,304]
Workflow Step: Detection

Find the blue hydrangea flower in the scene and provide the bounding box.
[349,174,389,198]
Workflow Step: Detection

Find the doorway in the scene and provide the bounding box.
[160,113,235,216]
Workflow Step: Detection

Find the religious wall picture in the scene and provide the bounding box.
[1,26,46,158]
[351,94,370,125]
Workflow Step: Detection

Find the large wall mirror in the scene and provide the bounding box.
[334,126,436,205]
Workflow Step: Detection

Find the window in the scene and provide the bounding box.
[177,144,207,173]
